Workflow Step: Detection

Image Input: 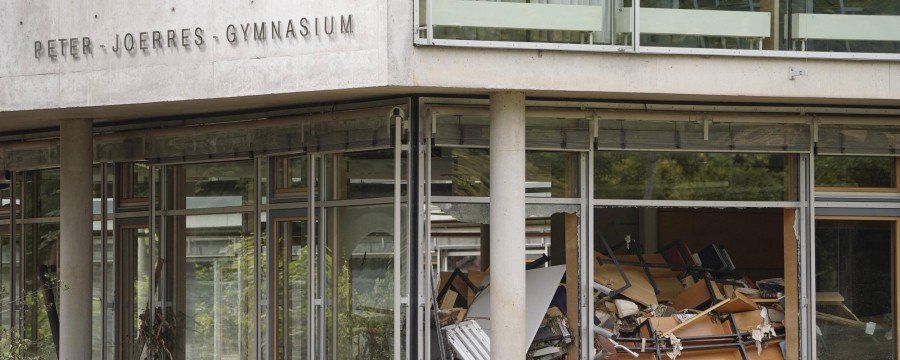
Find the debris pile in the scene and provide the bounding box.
[432,236,805,360]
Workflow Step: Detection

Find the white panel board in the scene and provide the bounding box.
[465,265,567,348]
[616,7,770,38]
[792,13,900,42]
[432,0,604,32]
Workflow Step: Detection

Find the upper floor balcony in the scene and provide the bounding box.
[416,0,900,59]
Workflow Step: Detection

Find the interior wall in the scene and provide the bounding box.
[657,208,784,281]
[594,208,640,252]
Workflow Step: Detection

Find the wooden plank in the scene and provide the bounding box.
[814,291,845,305]
[751,299,780,304]
[642,316,727,338]
[783,209,798,360]
[638,314,786,360]
[616,254,685,302]
[815,311,867,328]
[661,299,729,338]
[440,290,460,310]
[551,212,580,359]
[594,253,659,307]
[896,219,900,358]
[673,278,724,311]
[760,0,780,50]
[636,349,740,360]
[717,292,759,314]
[479,224,490,271]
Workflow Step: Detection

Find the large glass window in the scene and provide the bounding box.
[25,169,60,218]
[431,149,580,198]
[815,156,897,190]
[326,204,396,359]
[317,145,406,359]
[119,163,151,205]
[326,150,406,201]
[17,169,62,359]
[0,229,9,331]
[22,223,59,360]
[176,162,256,209]
[274,156,309,194]
[164,161,259,360]
[594,151,792,201]
[599,207,797,358]
[178,212,256,359]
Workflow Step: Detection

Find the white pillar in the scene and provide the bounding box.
[59,118,93,360]
[489,92,527,360]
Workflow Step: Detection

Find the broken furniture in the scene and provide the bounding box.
[615,309,786,360]
[697,244,736,272]
[437,268,484,311]
[589,236,791,360]
[528,309,574,359]
[672,278,728,311]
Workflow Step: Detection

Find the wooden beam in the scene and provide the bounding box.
[783,209,798,360]
[551,212,580,359]
[895,219,899,358]
[760,0,780,50]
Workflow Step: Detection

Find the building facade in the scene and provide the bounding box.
[2,0,900,359]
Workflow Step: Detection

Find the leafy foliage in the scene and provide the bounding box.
[595,152,787,201]
[0,279,60,359]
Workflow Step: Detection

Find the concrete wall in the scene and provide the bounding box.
[0,0,390,112]
[408,46,900,106]
[2,0,900,126]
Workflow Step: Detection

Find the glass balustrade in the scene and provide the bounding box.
[420,0,900,55]
[790,0,900,54]
[421,0,617,45]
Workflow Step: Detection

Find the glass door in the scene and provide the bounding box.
[270,217,311,359]
[815,218,898,359]
[314,139,406,360]
[115,225,153,360]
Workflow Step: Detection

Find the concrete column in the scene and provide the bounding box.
[59,118,93,360]
[489,92,526,360]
